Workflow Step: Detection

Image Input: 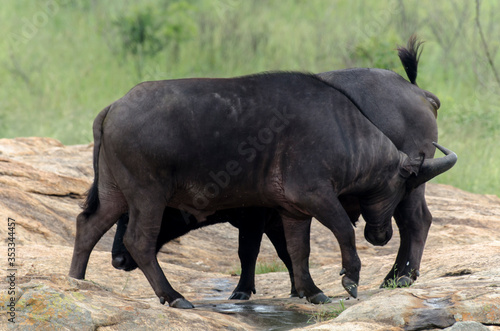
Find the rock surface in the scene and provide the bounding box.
[0,137,499,330]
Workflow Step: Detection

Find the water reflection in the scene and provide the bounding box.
[197,301,311,331]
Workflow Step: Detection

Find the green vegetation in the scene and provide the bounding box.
[383,277,412,290]
[307,299,346,323]
[381,266,414,289]
[230,259,288,275]
[1,0,499,196]
[255,260,288,274]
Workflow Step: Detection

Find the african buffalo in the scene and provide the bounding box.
[69,63,456,308]
[111,35,445,295]
[318,36,442,287]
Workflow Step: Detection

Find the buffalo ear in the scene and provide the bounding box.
[398,152,422,178]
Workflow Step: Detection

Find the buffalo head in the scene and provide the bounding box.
[360,142,457,246]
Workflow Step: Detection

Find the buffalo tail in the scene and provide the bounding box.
[80,104,111,217]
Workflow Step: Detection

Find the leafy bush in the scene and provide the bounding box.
[113,1,197,78]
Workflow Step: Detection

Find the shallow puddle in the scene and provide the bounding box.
[190,277,238,300]
[196,301,312,330]
[191,277,317,329]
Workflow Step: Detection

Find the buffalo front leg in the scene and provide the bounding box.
[382,185,431,288]
[308,194,361,298]
[281,215,330,304]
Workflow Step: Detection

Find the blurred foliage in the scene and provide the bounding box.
[113,1,197,78]
[352,34,402,70]
[0,0,499,195]
[114,5,167,57]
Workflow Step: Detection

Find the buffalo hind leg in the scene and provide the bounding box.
[69,191,126,279]
[381,186,430,288]
[264,211,299,297]
[228,211,266,300]
[124,199,193,309]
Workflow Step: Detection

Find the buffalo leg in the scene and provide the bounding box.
[228,213,266,300]
[382,185,431,287]
[69,191,127,279]
[124,196,193,309]
[111,213,137,270]
[112,208,198,272]
[281,215,328,303]
[304,192,361,298]
[264,212,298,297]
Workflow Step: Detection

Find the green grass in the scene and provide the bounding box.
[1,0,499,196]
[230,260,288,276]
[307,299,346,323]
[255,260,288,274]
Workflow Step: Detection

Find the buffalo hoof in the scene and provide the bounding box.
[380,275,414,288]
[290,289,300,298]
[228,291,251,300]
[342,276,358,298]
[307,292,332,304]
[396,276,413,287]
[170,298,195,309]
[111,256,125,269]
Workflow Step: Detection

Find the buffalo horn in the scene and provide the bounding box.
[408,142,457,189]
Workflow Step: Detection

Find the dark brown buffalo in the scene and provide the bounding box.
[317,35,441,287]
[111,36,445,298]
[69,62,456,308]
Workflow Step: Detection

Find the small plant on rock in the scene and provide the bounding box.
[307,299,346,323]
[382,266,414,289]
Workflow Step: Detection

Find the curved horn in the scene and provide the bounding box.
[408,142,457,189]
